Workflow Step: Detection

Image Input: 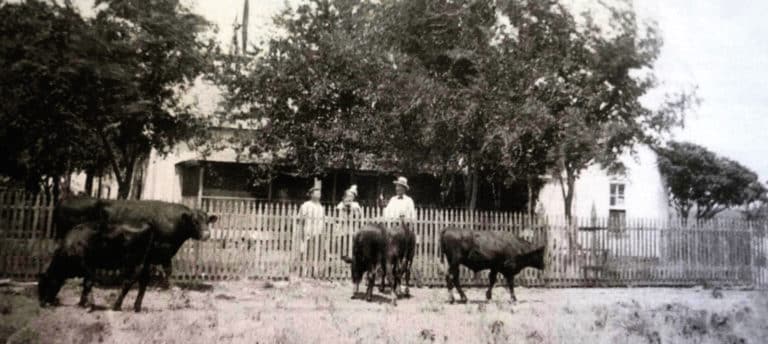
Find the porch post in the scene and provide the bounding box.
[332,172,337,205]
[196,164,204,209]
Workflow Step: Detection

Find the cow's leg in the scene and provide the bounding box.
[403,259,412,297]
[502,271,517,302]
[78,261,95,309]
[450,265,467,303]
[444,268,455,304]
[486,269,498,300]
[388,262,399,306]
[113,266,142,311]
[79,276,96,309]
[159,261,173,289]
[133,265,152,312]
[351,275,360,299]
[379,264,386,293]
[365,268,376,302]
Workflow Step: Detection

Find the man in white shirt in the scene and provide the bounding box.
[383,176,416,220]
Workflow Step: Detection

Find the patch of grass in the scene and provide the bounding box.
[487,320,509,344]
[5,325,42,344]
[0,299,11,315]
[418,328,436,342]
[77,321,109,344]
[274,326,302,344]
[420,295,445,313]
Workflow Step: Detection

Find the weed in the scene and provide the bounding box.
[418,329,436,342]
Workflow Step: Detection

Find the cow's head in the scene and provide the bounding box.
[528,246,546,270]
[37,272,64,307]
[181,210,218,240]
[514,246,546,272]
[341,255,365,284]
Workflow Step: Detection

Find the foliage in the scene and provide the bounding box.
[0,1,103,193]
[657,141,767,220]
[215,0,690,210]
[0,0,216,198]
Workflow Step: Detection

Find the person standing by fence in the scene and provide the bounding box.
[383,177,416,222]
[335,185,362,272]
[294,183,325,277]
[336,185,362,218]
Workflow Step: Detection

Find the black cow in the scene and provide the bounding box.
[380,221,416,303]
[53,197,217,285]
[341,224,387,302]
[53,197,104,239]
[40,199,217,311]
[342,221,416,305]
[440,227,545,303]
[38,221,156,312]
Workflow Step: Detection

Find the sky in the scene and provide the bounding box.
[74,0,768,182]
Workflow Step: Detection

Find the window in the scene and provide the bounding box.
[609,209,626,230]
[609,183,625,207]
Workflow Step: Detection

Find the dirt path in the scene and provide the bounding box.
[1,280,766,343]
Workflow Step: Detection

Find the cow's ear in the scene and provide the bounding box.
[341,255,354,264]
[181,212,194,224]
[208,215,218,224]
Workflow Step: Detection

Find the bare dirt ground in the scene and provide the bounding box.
[1,279,766,344]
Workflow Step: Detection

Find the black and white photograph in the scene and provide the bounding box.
[0,0,766,343]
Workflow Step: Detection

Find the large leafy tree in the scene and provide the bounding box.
[503,1,694,222]
[657,141,766,221]
[0,0,216,199]
[215,0,387,177]
[216,0,690,211]
[88,0,216,199]
[0,0,107,195]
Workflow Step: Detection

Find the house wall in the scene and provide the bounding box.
[537,145,669,220]
[141,144,196,202]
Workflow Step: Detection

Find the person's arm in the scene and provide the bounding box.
[405,198,416,220]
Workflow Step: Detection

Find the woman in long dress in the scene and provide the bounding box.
[335,185,362,274]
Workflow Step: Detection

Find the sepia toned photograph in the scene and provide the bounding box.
[0,0,766,343]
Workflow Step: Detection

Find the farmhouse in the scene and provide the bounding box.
[536,145,670,224]
[76,131,669,221]
[73,125,528,210]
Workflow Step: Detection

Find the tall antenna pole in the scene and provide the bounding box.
[242,0,250,54]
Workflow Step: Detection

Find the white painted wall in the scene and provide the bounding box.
[537,145,670,220]
[69,127,245,202]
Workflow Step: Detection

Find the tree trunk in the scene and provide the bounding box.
[557,168,576,224]
[563,177,574,223]
[52,177,61,202]
[556,167,580,253]
[117,179,131,200]
[84,169,94,196]
[526,176,535,217]
[464,170,478,209]
[116,166,135,200]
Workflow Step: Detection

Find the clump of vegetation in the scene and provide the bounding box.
[487,320,509,344]
[418,329,436,342]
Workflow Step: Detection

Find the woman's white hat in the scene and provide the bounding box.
[346,184,358,197]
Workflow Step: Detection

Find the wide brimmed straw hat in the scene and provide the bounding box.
[393,176,409,190]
